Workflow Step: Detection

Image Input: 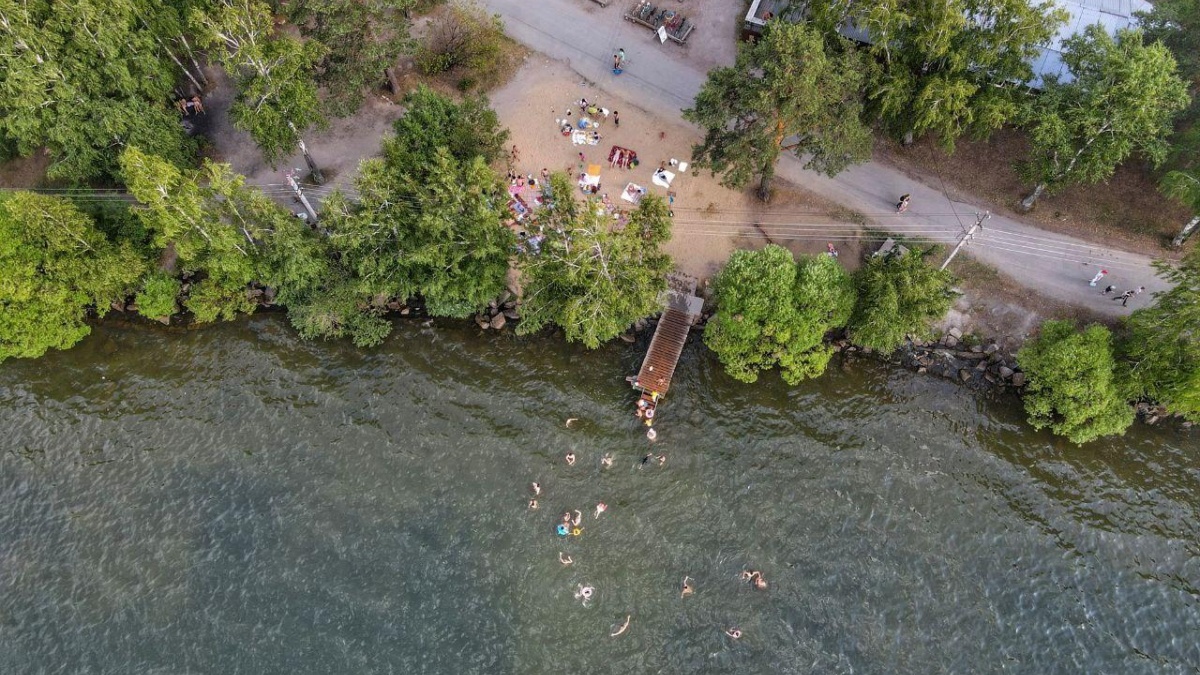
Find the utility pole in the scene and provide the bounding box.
[286,170,320,225]
[940,211,989,271]
[289,122,324,185]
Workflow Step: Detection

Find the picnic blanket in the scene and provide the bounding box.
[571,130,600,146]
[621,183,647,204]
[578,164,602,190]
[608,145,637,169]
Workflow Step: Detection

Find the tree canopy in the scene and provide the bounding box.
[705,245,856,384]
[192,0,327,167]
[385,84,509,172]
[1018,320,1133,444]
[806,0,1066,150]
[278,0,414,116]
[0,0,196,182]
[1018,27,1191,208]
[517,174,673,348]
[1120,250,1200,421]
[847,249,955,352]
[683,21,871,200]
[0,192,146,361]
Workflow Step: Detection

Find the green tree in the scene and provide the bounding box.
[1137,0,1200,85]
[0,192,146,361]
[385,85,509,173]
[705,245,855,384]
[806,0,1066,149]
[1019,27,1191,209]
[848,249,955,352]
[0,0,196,182]
[1159,169,1200,247]
[415,1,509,89]
[517,174,673,348]
[683,21,871,201]
[120,147,285,323]
[192,0,328,178]
[1018,320,1134,444]
[1120,250,1200,421]
[279,0,413,116]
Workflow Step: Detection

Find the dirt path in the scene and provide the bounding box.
[478,0,1170,318]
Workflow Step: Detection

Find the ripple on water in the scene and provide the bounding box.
[0,315,1197,674]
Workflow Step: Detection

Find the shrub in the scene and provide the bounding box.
[415,1,509,87]
[135,272,182,319]
[848,249,955,352]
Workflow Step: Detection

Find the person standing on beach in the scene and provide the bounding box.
[613,111,620,128]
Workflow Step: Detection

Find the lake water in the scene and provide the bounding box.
[1,315,1197,674]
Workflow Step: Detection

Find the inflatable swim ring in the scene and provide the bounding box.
[556,524,569,537]
[572,527,583,536]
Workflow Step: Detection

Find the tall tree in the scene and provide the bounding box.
[705,245,856,384]
[1019,27,1191,209]
[848,248,955,352]
[278,0,414,116]
[1159,169,1200,247]
[683,21,871,201]
[516,174,673,348]
[1018,320,1133,444]
[120,147,284,323]
[192,0,328,180]
[0,0,196,182]
[0,192,146,361]
[806,0,1066,149]
[1120,250,1200,421]
[385,84,509,173]
[1137,0,1200,85]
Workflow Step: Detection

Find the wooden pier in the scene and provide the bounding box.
[629,290,704,435]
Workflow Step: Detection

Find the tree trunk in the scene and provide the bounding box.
[1172,215,1200,248]
[290,122,324,184]
[757,174,772,203]
[1021,183,1046,211]
[178,34,209,87]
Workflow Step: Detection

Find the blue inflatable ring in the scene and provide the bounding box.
[556,524,570,537]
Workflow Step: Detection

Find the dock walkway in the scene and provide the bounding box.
[631,290,703,398]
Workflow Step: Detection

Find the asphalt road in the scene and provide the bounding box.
[480,0,1169,316]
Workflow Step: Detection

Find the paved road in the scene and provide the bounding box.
[481,0,1168,316]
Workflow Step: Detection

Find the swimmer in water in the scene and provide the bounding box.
[657,454,667,466]
[680,576,694,598]
[562,511,573,525]
[740,570,755,581]
[565,452,576,466]
[725,627,742,639]
[601,453,613,468]
[594,502,608,518]
[531,482,541,496]
[575,584,595,604]
[559,552,574,565]
[750,571,768,590]
[573,510,583,526]
[528,498,539,509]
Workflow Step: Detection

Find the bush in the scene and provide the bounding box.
[1018,320,1134,444]
[135,272,181,319]
[415,1,509,88]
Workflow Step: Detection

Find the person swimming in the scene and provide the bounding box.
[680,576,694,598]
[575,584,595,604]
[562,511,573,524]
[573,510,582,526]
[749,571,768,590]
[657,454,666,466]
[740,570,754,581]
[531,482,541,496]
[594,503,608,518]
[725,627,742,639]
[528,498,539,509]
[565,452,576,466]
[601,453,613,468]
[559,552,574,565]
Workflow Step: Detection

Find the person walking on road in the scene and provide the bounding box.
[896,194,911,213]
[1101,284,1116,295]
[1114,287,1144,307]
[1089,269,1108,286]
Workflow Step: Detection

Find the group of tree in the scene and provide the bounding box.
[0,85,677,362]
[704,244,953,384]
[686,12,1191,212]
[0,0,415,184]
[1012,247,1200,444]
